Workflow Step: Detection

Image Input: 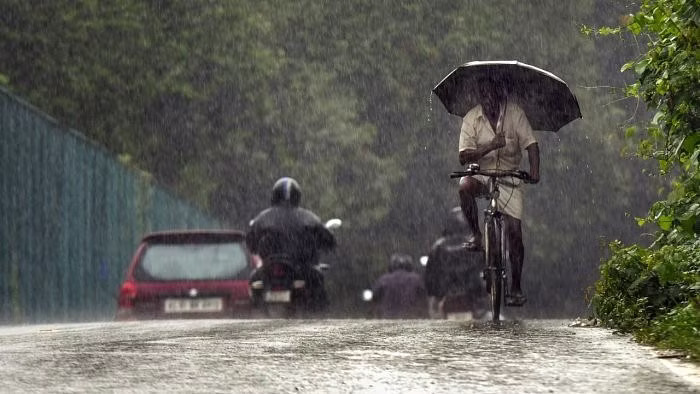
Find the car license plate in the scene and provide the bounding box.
[264,290,291,303]
[164,298,223,313]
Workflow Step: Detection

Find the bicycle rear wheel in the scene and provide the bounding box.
[485,216,502,321]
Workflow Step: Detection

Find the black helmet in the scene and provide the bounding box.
[271,177,301,207]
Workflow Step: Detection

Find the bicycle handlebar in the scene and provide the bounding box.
[450,168,532,182]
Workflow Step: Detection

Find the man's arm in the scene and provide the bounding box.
[315,224,336,250]
[459,133,505,165]
[245,227,258,254]
[526,143,540,183]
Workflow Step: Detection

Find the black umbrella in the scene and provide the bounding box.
[432,60,582,132]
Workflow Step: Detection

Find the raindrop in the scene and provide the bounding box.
[426,91,435,126]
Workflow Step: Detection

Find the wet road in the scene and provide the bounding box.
[0,319,697,393]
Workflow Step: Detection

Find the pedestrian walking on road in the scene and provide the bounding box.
[371,254,428,319]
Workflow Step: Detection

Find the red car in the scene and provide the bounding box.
[115,230,255,320]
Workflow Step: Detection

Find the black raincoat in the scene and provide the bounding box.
[372,266,428,319]
[246,205,336,267]
[424,208,484,298]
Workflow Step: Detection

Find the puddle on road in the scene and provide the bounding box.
[0,319,696,393]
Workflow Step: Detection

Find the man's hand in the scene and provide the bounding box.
[490,133,506,150]
[526,170,540,184]
[252,254,263,269]
[459,133,506,165]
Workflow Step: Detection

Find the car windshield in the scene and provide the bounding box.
[135,242,248,281]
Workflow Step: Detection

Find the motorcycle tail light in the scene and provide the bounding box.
[271,263,287,277]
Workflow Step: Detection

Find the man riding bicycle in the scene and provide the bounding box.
[457,79,540,306]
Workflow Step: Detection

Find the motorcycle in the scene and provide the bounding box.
[249,218,341,318]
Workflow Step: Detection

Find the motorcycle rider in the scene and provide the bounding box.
[246,177,336,311]
[424,206,486,318]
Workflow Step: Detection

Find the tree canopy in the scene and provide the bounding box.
[0,0,661,316]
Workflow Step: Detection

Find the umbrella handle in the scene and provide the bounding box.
[495,101,506,135]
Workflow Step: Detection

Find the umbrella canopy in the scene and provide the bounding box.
[432,60,582,132]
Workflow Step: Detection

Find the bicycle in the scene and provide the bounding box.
[450,163,531,321]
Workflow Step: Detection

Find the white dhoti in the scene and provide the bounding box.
[460,175,524,220]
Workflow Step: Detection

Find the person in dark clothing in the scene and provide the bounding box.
[246,177,336,310]
[371,253,428,319]
[424,207,486,318]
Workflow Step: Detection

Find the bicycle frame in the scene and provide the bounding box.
[450,165,529,322]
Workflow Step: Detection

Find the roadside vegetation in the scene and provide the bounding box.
[590,0,699,359]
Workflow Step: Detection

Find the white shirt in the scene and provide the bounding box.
[458,101,537,170]
[457,101,537,220]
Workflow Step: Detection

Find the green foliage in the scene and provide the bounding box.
[594,238,699,358]
[638,301,700,359]
[594,239,699,328]
[593,0,699,357]
[619,0,699,238]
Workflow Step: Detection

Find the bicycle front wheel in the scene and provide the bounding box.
[489,268,502,321]
[485,216,502,322]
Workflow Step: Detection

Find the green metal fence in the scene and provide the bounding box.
[0,87,225,323]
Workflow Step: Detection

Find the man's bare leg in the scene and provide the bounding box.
[458,177,487,248]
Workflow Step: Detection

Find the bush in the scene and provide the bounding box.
[594,238,699,357]
[638,302,700,359]
[591,0,699,359]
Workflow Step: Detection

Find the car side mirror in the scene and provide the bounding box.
[325,218,342,230]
